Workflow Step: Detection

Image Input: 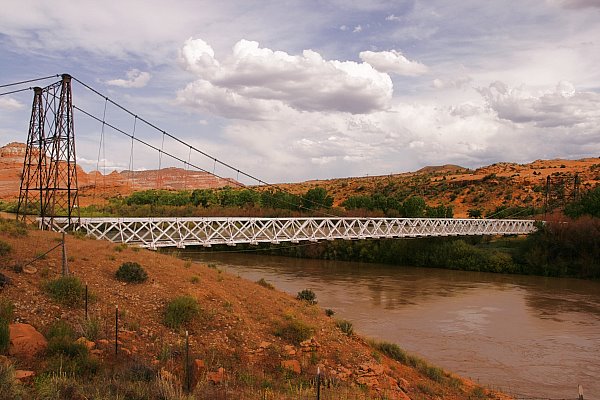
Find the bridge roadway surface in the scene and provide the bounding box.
[44,217,537,249]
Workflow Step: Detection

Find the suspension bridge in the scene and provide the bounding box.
[2,74,538,248]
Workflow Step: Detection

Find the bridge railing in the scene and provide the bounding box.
[41,217,538,249]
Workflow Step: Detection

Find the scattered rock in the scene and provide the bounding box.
[8,323,47,358]
[284,345,296,355]
[281,359,301,374]
[191,359,206,388]
[259,341,271,349]
[207,367,225,384]
[76,337,95,350]
[22,266,37,274]
[15,370,35,381]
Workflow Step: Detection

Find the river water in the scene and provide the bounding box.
[178,251,600,399]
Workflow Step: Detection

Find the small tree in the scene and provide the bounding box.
[302,188,333,211]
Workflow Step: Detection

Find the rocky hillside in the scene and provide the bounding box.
[1,141,598,217]
[276,159,600,217]
[0,220,509,399]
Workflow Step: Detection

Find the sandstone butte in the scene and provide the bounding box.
[0,224,514,399]
[1,141,598,217]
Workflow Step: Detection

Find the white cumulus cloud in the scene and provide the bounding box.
[106,69,151,88]
[359,50,427,76]
[479,80,600,128]
[177,38,393,117]
[0,97,24,110]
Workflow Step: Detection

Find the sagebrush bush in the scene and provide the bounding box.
[0,218,28,237]
[0,240,11,257]
[336,319,354,336]
[370,340,446,383]
[44,319,98,377]
[44,276,85,306]
[274,318,314,345]
[46,320,75,340]
[79,317,101,341]
[256,278,274,289]
[0,363,23,399]
[0,299,14,353]
[296,289,317,304]
[0,319,9,354]
[0,299,14,322]
[163,296,200,329]
[115,262,148,283]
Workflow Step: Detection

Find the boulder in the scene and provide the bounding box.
[76,337,95,350]
[8,323,47,358]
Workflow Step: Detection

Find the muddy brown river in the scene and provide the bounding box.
[178,251,600,399]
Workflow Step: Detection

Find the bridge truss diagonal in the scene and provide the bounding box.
[42,217,538,249]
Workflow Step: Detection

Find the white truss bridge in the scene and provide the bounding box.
[43,217,537,249]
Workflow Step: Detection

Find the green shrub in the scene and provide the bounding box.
[274,318,314,345]
[325,309,335,317]
[44,276,85,306]
[336,319,354,336]
[47,336,88,358]
[296,289,317,304]
[0,299,14,322]
[79,317,101,341]
[371,341,409,364]
[371,340,446,382]
[163,295,200,330]
[115,262,148,283]
[0,363,23,399]
[0,299,13,354]
[256,278,274,289]
[0,240,11,257]
[0,218,28,237]
[46,320,75,340]
[0,319,9,354]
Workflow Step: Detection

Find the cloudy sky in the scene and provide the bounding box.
[1,0,599,184]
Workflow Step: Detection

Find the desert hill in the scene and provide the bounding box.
[0,221,509,399]
[275,158,599,217]
[1,142,598,217]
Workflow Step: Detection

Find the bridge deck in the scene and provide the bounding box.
[42,217,537,249]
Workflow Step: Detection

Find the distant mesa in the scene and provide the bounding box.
[0,142,241,202]
[415,164,469,174]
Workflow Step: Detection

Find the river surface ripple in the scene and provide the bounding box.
[176,251,600,399]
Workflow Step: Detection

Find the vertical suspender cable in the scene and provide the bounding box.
[128,116,137,190]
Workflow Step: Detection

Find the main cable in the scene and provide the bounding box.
[0,74,59,89]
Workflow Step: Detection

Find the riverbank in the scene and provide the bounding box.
[0,219,509,399]
[202,217,599,279]
[177,250,600,399]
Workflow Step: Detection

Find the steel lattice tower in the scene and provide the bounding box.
[17,74,80,229]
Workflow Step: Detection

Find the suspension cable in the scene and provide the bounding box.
[0,74,59,89]
[0,87,34,97]
[69,76,339,216]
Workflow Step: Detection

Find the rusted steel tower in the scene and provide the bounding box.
[17,74,79,229]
